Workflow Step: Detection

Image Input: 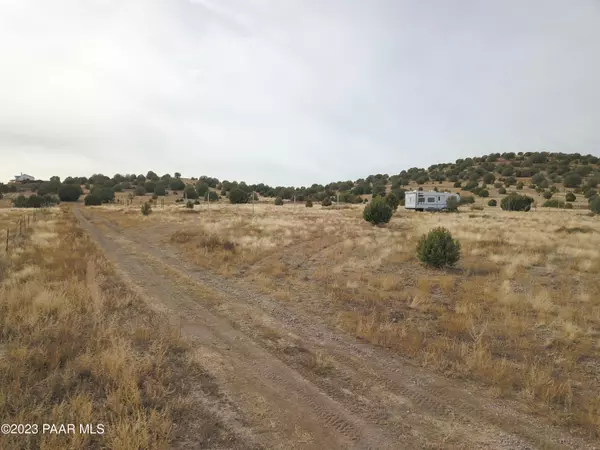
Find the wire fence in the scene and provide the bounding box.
[3,210,40,255]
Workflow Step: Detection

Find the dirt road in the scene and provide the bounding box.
[73,207,596,450]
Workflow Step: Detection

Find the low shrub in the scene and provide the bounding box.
[363,197,393,225]
[322,197,332,207]
[445,196,459,212]
[543,199,565,208]
[565,202,574,209]
[498,187,507,194]
[274,197,283,206]
[205,191,218,201]
[84,194,102,206]
[91,187,115,203]
[501,193,534,211]
[169,178,185,191]
[488,199,497,207]
[58,184,82,202]
[305,200,313,207]
[416,227,461,268]
[385,192,400,211]
[543,191,553,200]
[459,195,475,205]
[229,188,249,204]
[566,192,576,202]
[12,194,60,208]
[184,186,199,200]
[141,202,152,215]
[590,196,600,214]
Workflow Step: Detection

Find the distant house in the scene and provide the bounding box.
[12,173,36,183]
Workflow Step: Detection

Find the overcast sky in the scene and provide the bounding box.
[1,0,599,186]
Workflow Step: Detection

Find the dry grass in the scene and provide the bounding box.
[0,208,236,449]
[89,202,600,437]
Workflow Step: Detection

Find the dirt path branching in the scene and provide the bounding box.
[72,206,598,450]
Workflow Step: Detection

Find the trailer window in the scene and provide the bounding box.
[427,197,435,203]
[438,197,441,201]
[418,195,425,203]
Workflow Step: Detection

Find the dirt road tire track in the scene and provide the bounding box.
[75,207,597,450]
[74,207,408,450]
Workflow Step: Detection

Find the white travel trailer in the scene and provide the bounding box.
[404,191,460,211]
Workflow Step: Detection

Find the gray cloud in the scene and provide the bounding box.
[1,0,599,185]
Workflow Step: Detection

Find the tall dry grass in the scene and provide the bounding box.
[0,209,231,449]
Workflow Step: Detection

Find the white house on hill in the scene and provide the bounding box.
[12,173,36,182]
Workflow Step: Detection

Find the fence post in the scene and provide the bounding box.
[5,228,8,253]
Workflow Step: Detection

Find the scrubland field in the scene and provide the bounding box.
[0,208,248,450]
[2,198,600,449]
[92,202,600,436]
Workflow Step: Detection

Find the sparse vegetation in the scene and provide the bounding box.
[274,196,283,206]
[6,150,600,445]
[64,185,600,441]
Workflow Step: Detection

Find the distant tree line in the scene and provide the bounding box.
[4,152,600,210]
